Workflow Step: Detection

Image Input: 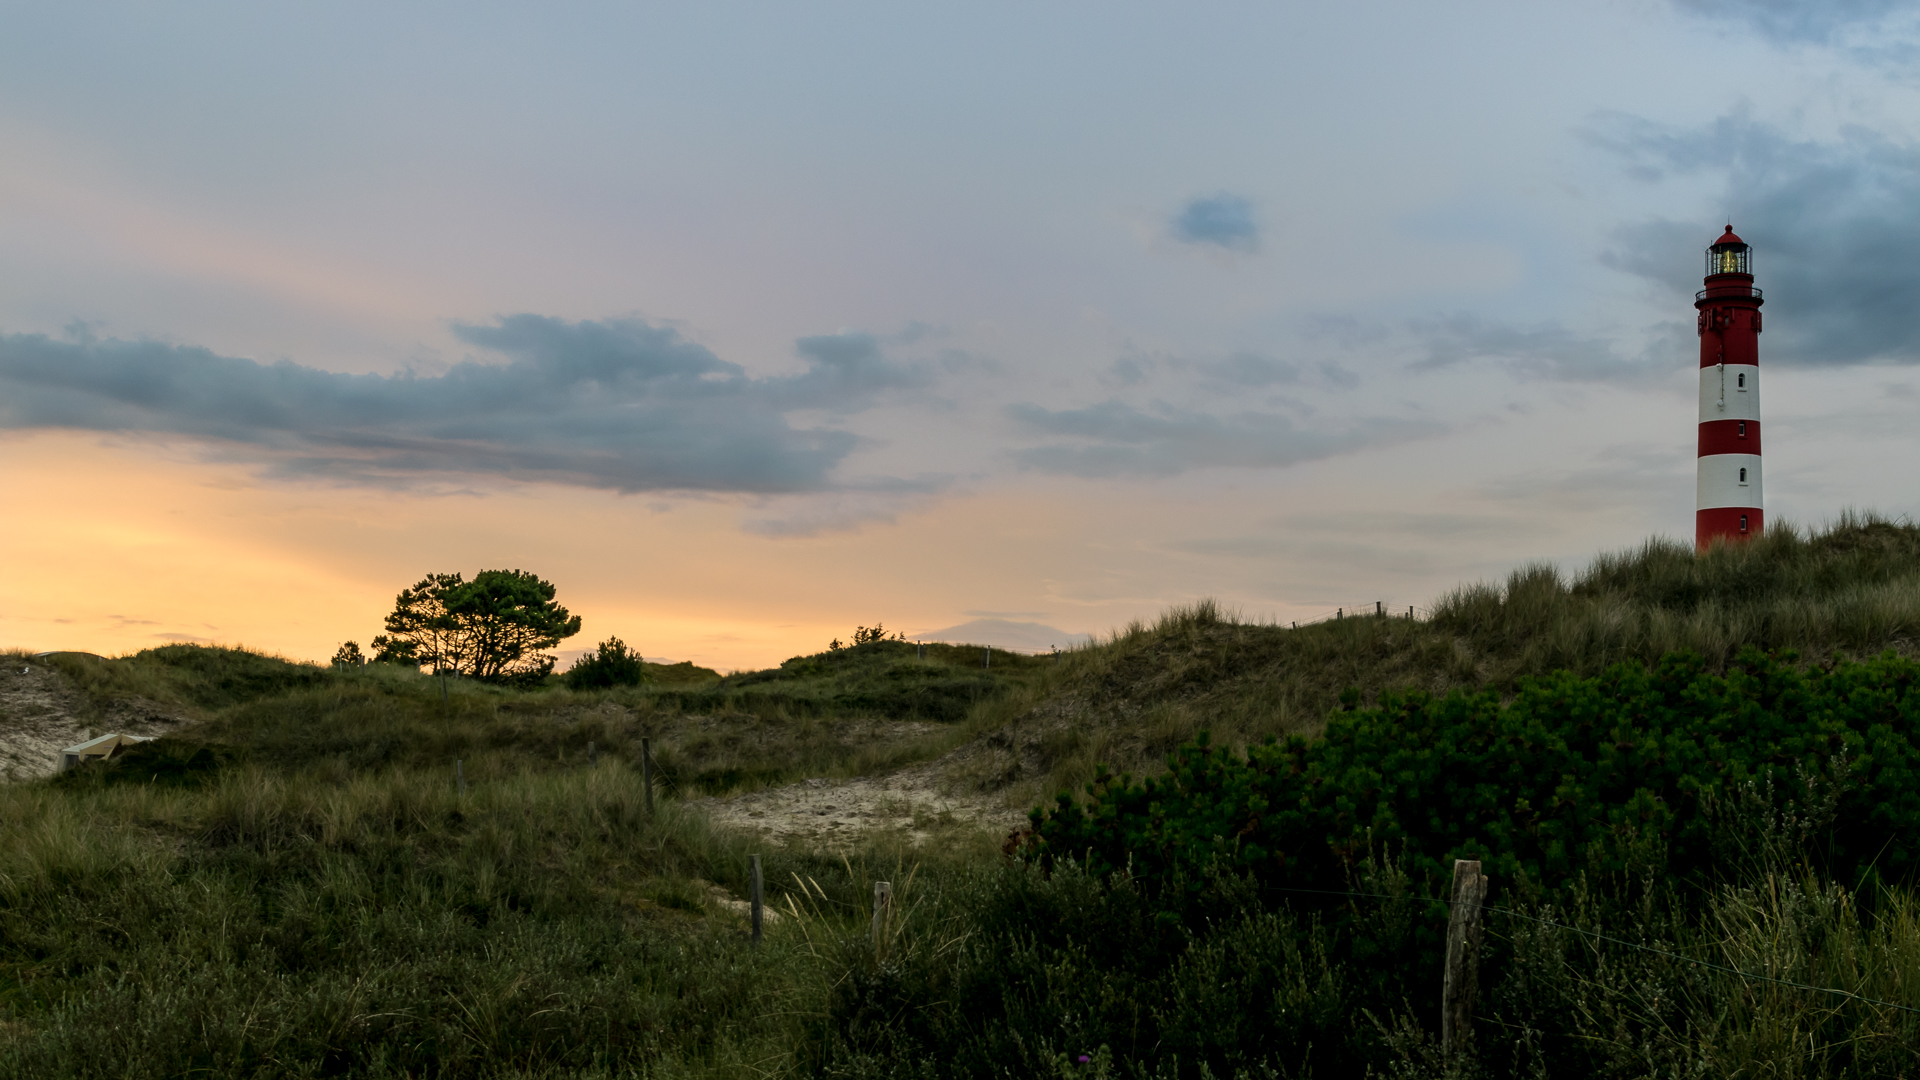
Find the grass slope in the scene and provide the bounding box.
[2,643,1017,1078]
[8,514,1920,1076]
[957,512,1920,804]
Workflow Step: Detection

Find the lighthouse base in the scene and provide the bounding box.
[1696,507,1763,551]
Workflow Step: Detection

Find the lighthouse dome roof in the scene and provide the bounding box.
[1712,225,1746,248]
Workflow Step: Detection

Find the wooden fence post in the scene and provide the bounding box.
[872,881,892,952]
[456,758,466,796]
[1442,859,1488,1059]
[642,737,653,815]
[588,740,596,767]
[750,855,764,947]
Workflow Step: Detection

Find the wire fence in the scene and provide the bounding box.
[1264,884,1920,1017]
[1284,601,1433,630]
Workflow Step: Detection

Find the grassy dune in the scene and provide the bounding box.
[963,512,1920,804]
[7,514,1920,1076]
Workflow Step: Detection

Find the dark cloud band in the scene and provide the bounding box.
[1595,113,1920,367]
[0,315,923,492]
[1671,0,1912,45]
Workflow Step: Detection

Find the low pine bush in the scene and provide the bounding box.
[562,636,650,689]
[1029,646,1920,906]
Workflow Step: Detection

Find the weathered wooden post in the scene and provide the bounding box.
[750,855,764,947]
[641,737,653,815]
[872,881,892,953]
[456,758,466,796]
[1442,859,1488,1059]
[588,740,597,767]
[1376,600,1383,617]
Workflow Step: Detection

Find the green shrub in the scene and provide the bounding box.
[562,636,650,689]
[1029,647,1920,907]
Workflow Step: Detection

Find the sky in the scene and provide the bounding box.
[6,0,1920,671]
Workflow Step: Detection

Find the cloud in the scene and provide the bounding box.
[1171,193,1259,252]
[1410,314,1672,382]
[1105,349,1356,393]
[736,488,943,538]
[0,315,928,493]
[1593,113,1920,366]
[1007,400,1439,478]
[1198,352,1300,387]
[916,618,1093,652]
[1669,0,1914,45]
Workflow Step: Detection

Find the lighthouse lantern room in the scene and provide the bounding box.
[1696,226,1764,549]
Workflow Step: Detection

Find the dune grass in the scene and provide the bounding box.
[953,512,1920,806]
[13,515,1920,1075]
[27,642,1037,801]
[0,753,977,1079]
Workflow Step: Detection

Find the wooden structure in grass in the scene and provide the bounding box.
[57,733,155,772]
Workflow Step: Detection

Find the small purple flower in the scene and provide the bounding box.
[1077,1055,1091,1065]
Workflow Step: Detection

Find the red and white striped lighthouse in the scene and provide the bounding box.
[1696,225,1764,549]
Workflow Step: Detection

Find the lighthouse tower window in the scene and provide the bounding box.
[1741,515,1750,532]
[1738,421,1747,437]
[1739,467,1748,484]
[1738,373,1746,388]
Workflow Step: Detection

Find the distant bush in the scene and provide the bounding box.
[1029,647,1920,905]
[563,637,650,690]
[330,640,365,667]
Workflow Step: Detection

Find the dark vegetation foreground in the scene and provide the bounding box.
[6,515,1920,1076]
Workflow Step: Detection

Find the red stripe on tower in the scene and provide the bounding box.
[1696,225,1764,550]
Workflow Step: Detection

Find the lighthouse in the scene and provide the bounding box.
[1696,225,1763,549]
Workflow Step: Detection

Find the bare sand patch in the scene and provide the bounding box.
[700,760,1027,850]
[0,658,187,781]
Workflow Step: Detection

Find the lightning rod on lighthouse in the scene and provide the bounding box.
[1696,225,1763,549]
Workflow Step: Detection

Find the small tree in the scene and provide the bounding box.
[371,571,466,671]
[331,641,366,668]
[852,623,909,646]
[371,569,582,684]
[563,637,650,689]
